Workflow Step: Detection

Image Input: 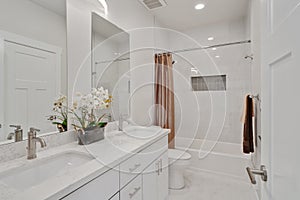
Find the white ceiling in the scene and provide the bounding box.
[148,0,250,30]
[27,0,249,31]
[92,13,129,44]
[29,0,66,16]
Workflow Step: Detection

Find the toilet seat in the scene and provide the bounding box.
[168,149,191,160]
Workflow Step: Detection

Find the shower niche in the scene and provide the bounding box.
[191,75,227,91]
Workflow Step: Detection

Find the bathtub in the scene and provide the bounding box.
[170,137,259,200]
[175,137,253,181]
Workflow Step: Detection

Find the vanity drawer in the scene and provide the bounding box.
[120,136,168,188]
[120,175,142,200]
[62,169,119,200]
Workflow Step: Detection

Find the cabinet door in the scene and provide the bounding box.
[62,169,119,200]
[142,159,159,200]
[157,152,168,200]
[142,151,168,200]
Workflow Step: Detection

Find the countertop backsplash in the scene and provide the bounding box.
[0,122,122,164]
[0,130,77,163]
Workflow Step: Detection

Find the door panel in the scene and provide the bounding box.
[270,52,299,199]
[4,42,58,136]
[261,0,300,199]
[272,0,300,30]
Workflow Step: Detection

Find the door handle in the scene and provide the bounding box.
[246,165,268,184]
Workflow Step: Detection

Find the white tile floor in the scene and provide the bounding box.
[169,168,259,200]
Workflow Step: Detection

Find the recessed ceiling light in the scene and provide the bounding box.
[215,55,220,58]
[208,37,214,41]
[195,3,205,10]
[212,47,217,51]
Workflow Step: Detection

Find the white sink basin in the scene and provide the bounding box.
[0,151,94,191]
[123,126,162,139]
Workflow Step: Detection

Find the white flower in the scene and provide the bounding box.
[91,88,97,95]
[75,92,82,97]
[72,87,112,128]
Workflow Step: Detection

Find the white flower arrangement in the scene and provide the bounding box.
[72,87,112,129]
[48,95,68,132]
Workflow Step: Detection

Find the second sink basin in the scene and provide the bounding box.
[0,151,94,191]
[123,126,162,139]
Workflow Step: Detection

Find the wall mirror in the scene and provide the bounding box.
[91,13,131,121]
[0,0,67,144]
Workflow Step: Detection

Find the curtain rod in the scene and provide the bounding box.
[159,40,251,54]
[95,40,251,64]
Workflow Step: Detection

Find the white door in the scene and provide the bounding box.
[4,41,59,137]
[260,0,300,199]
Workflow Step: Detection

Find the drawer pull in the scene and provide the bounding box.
[159,159,163,173]
[156,161,160,175]
[129,163,141,173]
[129,186,141,199]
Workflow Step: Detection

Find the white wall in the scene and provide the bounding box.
[0,0,67,95]
[67,0,159,125]
[168,18,252,145]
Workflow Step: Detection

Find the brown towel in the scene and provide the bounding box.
[242,95,254,154]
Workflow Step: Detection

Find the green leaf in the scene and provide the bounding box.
[98,122,107,128]
[52,122,62,125]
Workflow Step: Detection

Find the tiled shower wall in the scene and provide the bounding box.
[169,18,252,145]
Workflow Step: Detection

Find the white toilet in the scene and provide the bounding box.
[168,149,191,190]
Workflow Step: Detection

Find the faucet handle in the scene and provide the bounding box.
[10,125,22,130]
[29,127,40,133]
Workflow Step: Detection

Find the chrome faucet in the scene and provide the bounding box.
[118,114,131,131]
[27,128,47,160]
[7,125,23,142]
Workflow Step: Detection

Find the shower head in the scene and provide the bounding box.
[172,60,177,65]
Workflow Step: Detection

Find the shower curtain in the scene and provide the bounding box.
[154,53,175,148]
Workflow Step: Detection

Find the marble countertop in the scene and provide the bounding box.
[0,128,170,200]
